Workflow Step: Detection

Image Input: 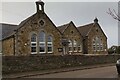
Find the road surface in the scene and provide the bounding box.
[25,66,120,78]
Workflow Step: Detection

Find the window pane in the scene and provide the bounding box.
[48,47,52,52]
[48,44,52,47]
[40,47,45,52]
[78,47,81,51]
[31,47,36,52]
[74,40,77,52]
[69,40,72,52]
[40,43,45,46]
[74,47,77,51]
[97,45,99,50]
[31,33,37,53]
[100,44,103,50]
[31,34,37,42]
[48,35,52,42]
[39,31,46,53]
[40,43,45,53]
[31,43,36,46]
[47,35,53,52]
[69,47,72,51]
[39,31,45,42]
[93,46,96,50]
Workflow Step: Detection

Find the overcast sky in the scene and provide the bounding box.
[0,1,118,48]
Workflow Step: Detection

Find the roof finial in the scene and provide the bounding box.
[94,17,98,23]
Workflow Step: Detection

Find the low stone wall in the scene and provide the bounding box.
[2,54,120,74]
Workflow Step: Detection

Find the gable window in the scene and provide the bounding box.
[73,40,77,52]
[31,33,37,54]
[68,40,72,52]
[47,35,53,53]
[39,31,46,53]
[39,19,45,27]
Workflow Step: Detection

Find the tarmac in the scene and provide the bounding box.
[3,63,115,78]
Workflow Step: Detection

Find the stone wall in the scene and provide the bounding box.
[2,54,120,74]
[2,37,15,56]
[63,22,83,54]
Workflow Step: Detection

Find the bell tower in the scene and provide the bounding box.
[36,0,44,12]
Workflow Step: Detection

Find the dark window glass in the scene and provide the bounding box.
[31,34,37,42]
[39,31,45,42]
[31,47,36,52]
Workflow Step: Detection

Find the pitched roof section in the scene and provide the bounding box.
[77,23,94,37]
[57,22,70,33]
[0,23,19,40]
[1,10,62,40]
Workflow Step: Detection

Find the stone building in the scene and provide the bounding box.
[1,1,108,56]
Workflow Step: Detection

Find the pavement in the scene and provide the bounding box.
[3,63,115,78]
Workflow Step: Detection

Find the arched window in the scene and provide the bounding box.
[39,31,46,53]
[68,40,72,52]
[73,40,77,52]
[47,35,53,53]
[92,36,103,51]
[31,33,37,54]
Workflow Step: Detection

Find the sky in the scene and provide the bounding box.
[0,1,119,48]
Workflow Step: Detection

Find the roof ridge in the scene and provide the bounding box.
[0,23,18,26]
[57,21,71,28]
[77,23,94,28]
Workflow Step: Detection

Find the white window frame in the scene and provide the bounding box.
[47,35,53,53]
[73,40,77,52]
[39,42,46,54]
[68,40,72,52]
[100,43,103,51]
[39,31,46,54]
[47,42,53,53]
[97,43,100,51]
[78,43,82,52]
[31,34,37,54]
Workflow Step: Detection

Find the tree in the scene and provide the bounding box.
[107,8,120,21]
[107,6,120,54]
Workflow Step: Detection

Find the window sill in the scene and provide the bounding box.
[31,52,37,54]
[39,52,46,54]
[48,52,53,54]
[74,51,78,52]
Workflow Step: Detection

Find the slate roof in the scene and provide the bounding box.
[57,22,95,37]
[57,22,70,33]
[0,13,36,40]
[0,10,106,40]
[0,23,19,40]
[0,10,62,40]
[77,23,94,37]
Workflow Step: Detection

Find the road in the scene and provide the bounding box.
[25,66,120,78]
